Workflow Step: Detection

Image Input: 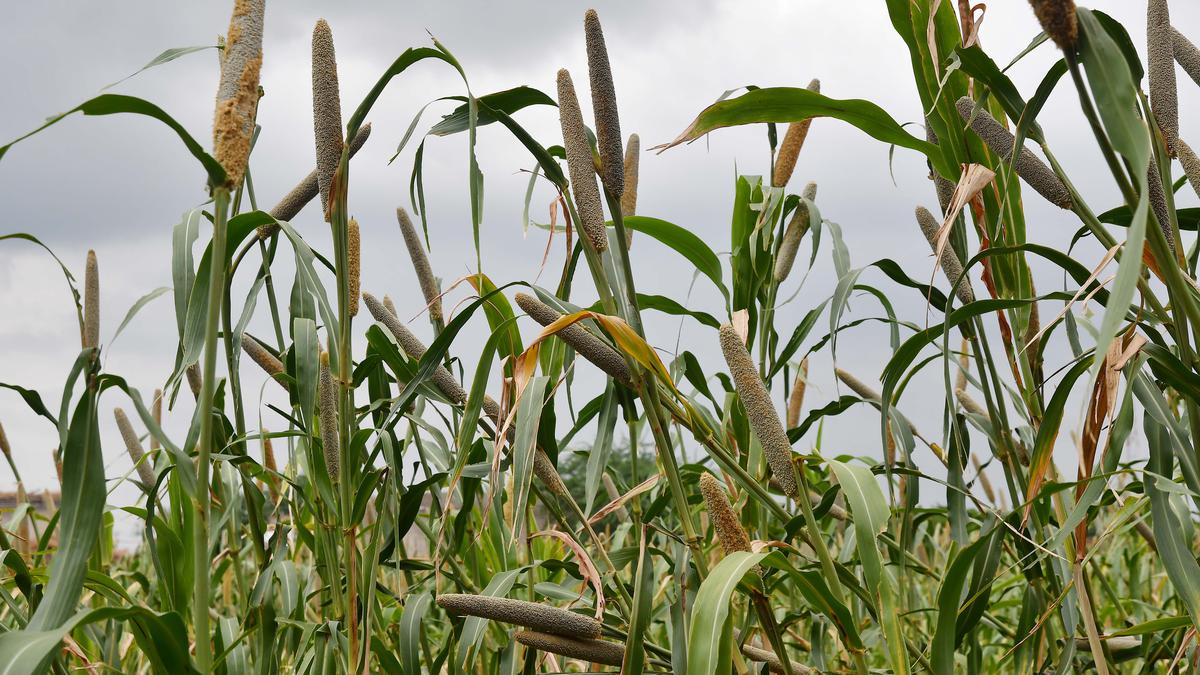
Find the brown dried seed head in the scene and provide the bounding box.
[347,218,361,316]
[956,97,1072,209]
[699,473,753,557]
[1175,27,1200,89]
[436,594,602,639]
[515,630,625,667]
[786,357,809,428]
[1149,0,1179,151]
[312,19,344,217]
[514,292,632,385]
[584,9,623,196]
[84,250,99,351]
[396,207,443,323]
[1176,137,1200,199]
[719,323,797,500]
[241,333,286,385]
[557,69,608,253]
[621,133,640,218]
[318,351,340,481]
[213,0,265,187]
[533,450,569,496]
[772,78,820,188]
[261,124,372,237]
[363,292,468,404]
[115,408,156,489]
[1026,0,1077,52]
[915,206,975,305]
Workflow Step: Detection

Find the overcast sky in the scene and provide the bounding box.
[2,2,1198,542]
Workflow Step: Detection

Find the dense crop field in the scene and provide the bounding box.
[2,0,1200,672]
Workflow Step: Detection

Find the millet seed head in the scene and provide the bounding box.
[1146,164,1176,252]
[774,202,810,283]
[436,593,602,639]
[213,0,264,187]
[363,292,468,404]
[772,78,820,188]
[915,205,975,305]
[699,473,753,557]
[312,18,344,217]
[835,367,881,402]
[1148,0,1179,152]
[396,207,443,323]
[1026,0,1077,52]
[786,357,809,429]
[347,218,360,316]
[621,133,640,219]
[261,124,372,238]
[1174,27,1200,89]
[114,408,156,489]
[514,292,631,386]
[83,250,100,352]
[318,351,340,481]
[557,68,609,253]
[1176,137,1200,199]
[955,97,1072,209]
[584,9,623,197]
[241,333,286,385]
[514,630,625,667]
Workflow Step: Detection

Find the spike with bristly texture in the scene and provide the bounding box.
[774,200,811,283]
[83,250,99,351]
[772,79,820,188]
[916,206,976,305]
[719,324,797,500]
[741,641,814,674]
[514,293,632,386]
[212,0,264,187]
[396,207,444,323]
[186,363,203,399]
[533,450,569,497]
[383,295,399,318]
[557,69,608,253]
[436,594,602,639]
[1026,0,1077,52]
[1149,0,1179,151]
[363,292,468,404]
[1175,27,1200,88]
[621,134,640,219]
[347,218,360,316]
[312,19,343,217]
[515,630,625,667]
[115,408,156,489]
[956,97,1072,209]
[241,333,286,386]
[835,368,881,402]
[1177,138,1200,199]
[584,10,623,196]
[786,358,809,429]
[260,124,372,238]
[956,388,990,420]
[318,352,339,481]
[1146,165,1176,252]
[700,473,753,557]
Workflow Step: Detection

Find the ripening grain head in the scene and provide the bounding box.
[514,631,625,667]
[312,19,344,216]
[514,292,632,385]
[83,250,99,351]
[956,97,1072,209]
[1176,137,1200,199]
[436,593,602,639]
[786,357,809,429]
[621,133,640,220]
[1175,27,1200,88]
[1026,0,1077,52]
[557,69,609,253]
[363,292,468,405]
[772,78,820,188]
[213,0,265,187]
[699,473,753,557]
[719,323,796,500]
[1148,0,1179,151]
[318,351,340,481]
[114,408,156,489]
[347,218,360,316]
[584,9,623,196]
[396,207,443,323]
[241,333,286,386]
[262,124,372,237]
[915,205,975,305]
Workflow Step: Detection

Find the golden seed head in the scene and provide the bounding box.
[363,292,468,404]
[213,0,265,187]
[1027,0,1077,52]
[312,18,344,217]
[557,68,608,253]
[786,357,809,429]
[318,351,340,481]
[436,594,602,639]
[261,124,372,237]
[774,202,810,283]
[241,333,287,386]
[956,97,1072,209]
[584,9,623,196]
[347,218,361,317]
[115,408,156,489]
[396,207,443,323]
[1175,27,1200,88]
[1148,0,1178,151]
[772,78,820,188]
[915,206,975,305]
[515,292,631,385]
[83,250,99,351]
[514,630,625,667]
[620,133,640,220]
[700,473,753,557]
[719,323,796,500]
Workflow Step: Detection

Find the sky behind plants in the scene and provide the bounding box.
[1,1,1198,542]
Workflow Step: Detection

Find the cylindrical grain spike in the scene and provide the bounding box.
[533,450,569,497]
[956,388,990,420]
[396,207,444,323]
[1177,137,1200,199]
[557,69,608,253]
[260,124,372,237]
[786,357,809,429]
[772,78,821,188]
[318,351,340,482]
[1175,27,1200,88]
[1146,164,1176,251]
[115,408,156,489]
[584,9,623,196]
[186,363,203,399]
[955,97,1072,209]
[515,630,625,667]
[801,181,817,201]
[835,368,881,402]
[699,473,753,556]
[1149,0,1179,151]
[741,641,814,674]
[83,250,99,351]
[363,292,468,404]
[916,206,976,305]
[347,218,360,316]
[514,292,632,386]
[436,594,602,639]
[383,294,399,319]
[1026,0,1077,52]
[719,324,797,500]
[212,0,265,187]
[621,134,640,218]
[312,19,343,217]
[774,203,810,283]
[241,333,286,386]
